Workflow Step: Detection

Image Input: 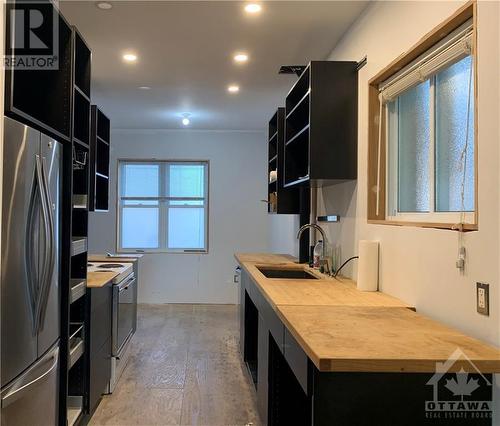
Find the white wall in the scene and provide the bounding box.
[267,213,300,255]
[88,129,269,304]
[270,1,500,347]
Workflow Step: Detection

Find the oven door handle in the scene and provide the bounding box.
[119,285,130,293]
[118,276,135,292]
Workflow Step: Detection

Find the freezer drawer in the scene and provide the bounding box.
[1,343,59,426]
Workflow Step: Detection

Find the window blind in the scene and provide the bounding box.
[379,20,473,103]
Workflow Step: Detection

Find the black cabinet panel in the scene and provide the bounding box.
[90,286,112,351]
[74,31,91,97]
[88,286,112,415]
[268,335,311,426]
[257,315,269,425]
[5,1,73,142]
[243,271,284,352]
[89,106,111,211]
[244,291,259,387]
[73,91,90,145]
[258,296,284,353]
[283,328,309,395]
[311,371,493,426]
[88,339,111,415]
[240,267,286,425]
[239,271,246,356]
[267,108,300,214]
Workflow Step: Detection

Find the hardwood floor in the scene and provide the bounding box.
[89,304,260,426]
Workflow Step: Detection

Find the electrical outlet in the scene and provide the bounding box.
[476,282,489,316]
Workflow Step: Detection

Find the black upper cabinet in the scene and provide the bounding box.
[268,108,300,214]
[284,61,358,188]
[74,32,91,98]
[89,106,111,212]
[4,1,73,142]
[73,90,90,146]
[72,29,91,148]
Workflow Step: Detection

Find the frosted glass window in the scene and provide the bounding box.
[122,164,159,197]
[397,81,430,212]
[435,56,474,212]
[118,160,208,252]
[386,53,475,222]
[169,165,205,198]
[121,208,159,248]
[168,208,205,249]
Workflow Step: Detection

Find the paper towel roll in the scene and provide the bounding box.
[357,240,379,292]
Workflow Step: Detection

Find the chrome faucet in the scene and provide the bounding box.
[296,223,329,273]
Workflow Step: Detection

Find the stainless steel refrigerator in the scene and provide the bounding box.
[1,117,62,425]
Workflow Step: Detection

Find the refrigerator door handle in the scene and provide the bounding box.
[1,346,59,409]
[34,155,52,333]
[24,168,41,333]
[36,156,55,331]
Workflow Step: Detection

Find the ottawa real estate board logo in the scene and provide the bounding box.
[425,348,492,421]
[4,1,59,70]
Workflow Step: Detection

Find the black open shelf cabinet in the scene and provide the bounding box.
[63,26,92,426]
[283,61,358,188]
[89,106,111,212]
[267,108,300,214]
[4,1,73,142]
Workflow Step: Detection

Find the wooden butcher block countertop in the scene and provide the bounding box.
[87,271,118,288]
[235,253,412,309]
[235,253,500,373]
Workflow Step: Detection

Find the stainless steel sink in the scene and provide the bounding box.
[257,267,318,280]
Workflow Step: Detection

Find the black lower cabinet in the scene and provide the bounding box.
[244,292,259,386]
[269,335,311,426]
[257,315,269,423]
[239,272,246,357]
[88,339,111,414]
[238,266,493,426]
[87,285,112,415]
[311,371,492,426]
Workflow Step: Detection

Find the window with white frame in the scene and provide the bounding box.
[117,160,209,253]
[381,20,475,224]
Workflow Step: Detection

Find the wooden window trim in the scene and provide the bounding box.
[367,0,478,232]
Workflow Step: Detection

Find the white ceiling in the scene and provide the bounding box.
[60,1,368,130]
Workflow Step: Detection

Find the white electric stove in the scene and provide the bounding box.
[87,262,133,283]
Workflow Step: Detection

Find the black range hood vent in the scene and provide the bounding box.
[278,65,307,77]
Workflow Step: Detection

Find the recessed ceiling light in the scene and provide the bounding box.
[234,53,249,63]
[244,3,262,14]
[138,86,151,90]
[123,53,137,63]
[227,85,240,93]
[96,1,112,10]
[181,113,191,126]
